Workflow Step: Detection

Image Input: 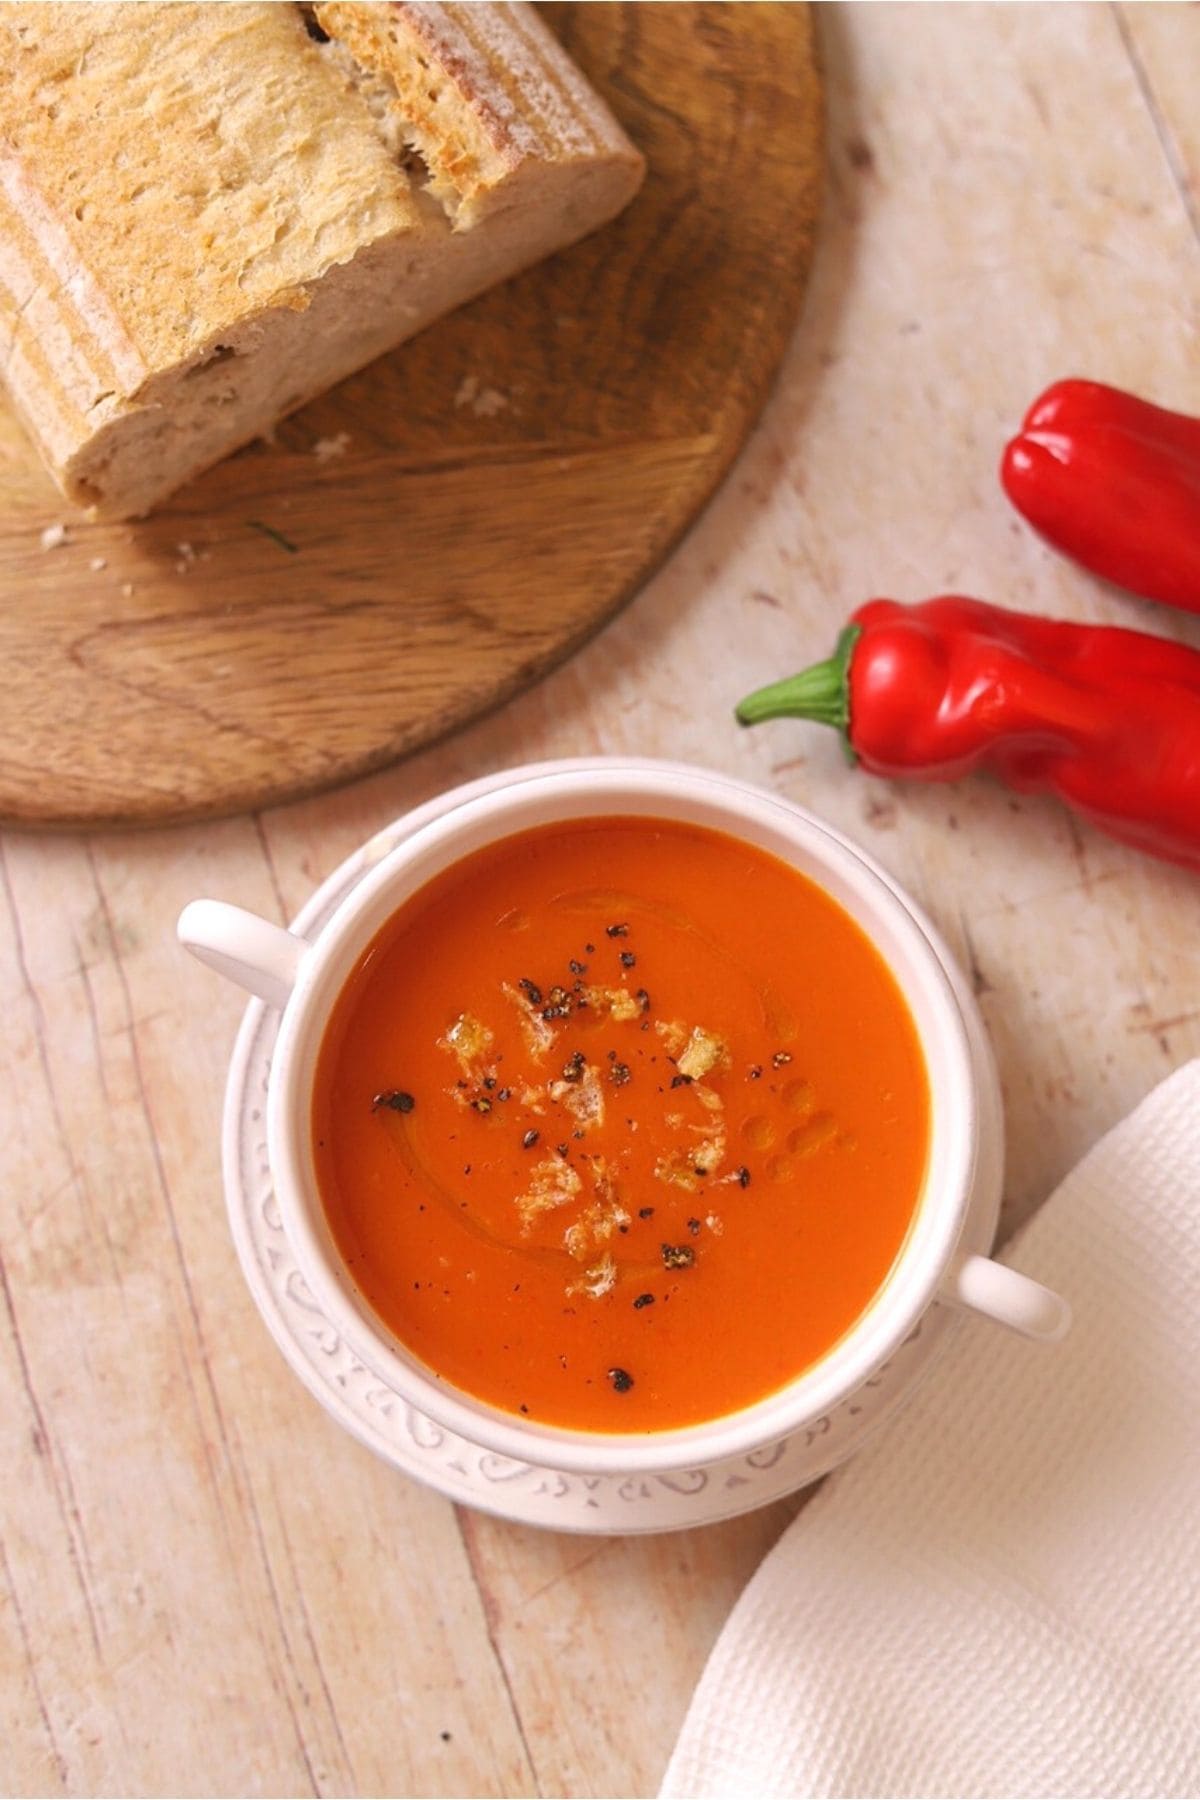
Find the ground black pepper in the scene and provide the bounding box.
[607,1367,634,1392]
[633,1293,655,1309]
[605,922,629,938]
[661,1243,696,1270]
[373,1089,415,1113]
[522,1129,540,1149]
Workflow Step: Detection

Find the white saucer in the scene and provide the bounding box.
[223,761,1004,1534]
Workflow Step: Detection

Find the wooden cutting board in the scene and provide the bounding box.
[0,3,823,829]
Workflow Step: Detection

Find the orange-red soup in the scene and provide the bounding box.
[312,818,930,1433]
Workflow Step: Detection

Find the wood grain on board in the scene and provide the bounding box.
[0,2,823,829]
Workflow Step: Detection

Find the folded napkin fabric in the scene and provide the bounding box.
[662,1062,1200,1799]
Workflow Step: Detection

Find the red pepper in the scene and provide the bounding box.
[736,596,1200,871]
[1001,379,1200,613]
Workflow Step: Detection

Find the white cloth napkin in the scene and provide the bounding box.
[662,1062,1200,1799]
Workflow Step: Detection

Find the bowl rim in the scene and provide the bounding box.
[266,759,979,1476]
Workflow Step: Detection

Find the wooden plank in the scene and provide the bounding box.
[454,1499,810,1798]
[1115,2,1200,251]
[0,827,532,1796]
[4,3,1200,1796]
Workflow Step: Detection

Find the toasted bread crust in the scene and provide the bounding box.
[0,2,643,516]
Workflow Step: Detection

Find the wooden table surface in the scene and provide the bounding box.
[4,6,1198,1796]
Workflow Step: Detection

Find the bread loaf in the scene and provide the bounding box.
[0,2,644,519]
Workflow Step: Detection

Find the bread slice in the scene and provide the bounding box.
[0,2,644,519]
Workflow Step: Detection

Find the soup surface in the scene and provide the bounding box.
[312,817,930,1433]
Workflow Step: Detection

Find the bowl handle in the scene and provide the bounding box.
[177,899,309,1010]
[939,1250,1071,1342]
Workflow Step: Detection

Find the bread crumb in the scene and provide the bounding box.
[40,523,69,550]
[586,985,642,1024]
[677,1027,728,1081]
[438,1010,494,1074]
[501,980,556,1060]
[473,386,509,417]
[548,1063,605,1133]
[121,582,134,598]
[89,555,107,572]
[455,375,510,417]
[514,1156,582,1231]
[566,1253,616,1301]
[312,432,351,463]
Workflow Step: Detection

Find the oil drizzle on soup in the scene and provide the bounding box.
[312,818,931,1433]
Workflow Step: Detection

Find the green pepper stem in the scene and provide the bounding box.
[735,626,861,750]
